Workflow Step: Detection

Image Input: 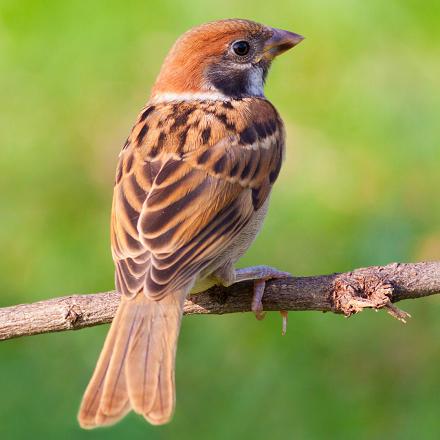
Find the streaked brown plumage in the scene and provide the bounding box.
[78,18,303,428]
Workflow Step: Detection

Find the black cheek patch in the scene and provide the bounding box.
[207,65,250,98]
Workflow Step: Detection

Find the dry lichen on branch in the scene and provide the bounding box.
[0,261,439,341]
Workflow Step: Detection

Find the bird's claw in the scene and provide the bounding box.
[251,280,267,320]
[280,310,288,335]
[246,267,291,332]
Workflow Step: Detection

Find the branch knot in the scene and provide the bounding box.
[332,273,410,322]
[65,304,83,327]
[332,274,392,315]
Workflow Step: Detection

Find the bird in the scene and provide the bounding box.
[78,18,303,428]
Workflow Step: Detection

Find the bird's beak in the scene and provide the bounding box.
[262,28,304,60]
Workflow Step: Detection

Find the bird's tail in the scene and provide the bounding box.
[78,292,185,428]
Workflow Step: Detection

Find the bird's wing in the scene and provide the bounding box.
[111,98,284,300]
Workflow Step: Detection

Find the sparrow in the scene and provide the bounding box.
[78,18,303,428]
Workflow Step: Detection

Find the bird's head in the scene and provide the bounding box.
[151,19,303,102]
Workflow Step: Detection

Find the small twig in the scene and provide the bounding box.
[0,262,439,341]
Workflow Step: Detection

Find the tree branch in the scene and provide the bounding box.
[1,261,439,341]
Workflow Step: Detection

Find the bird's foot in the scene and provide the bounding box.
[234,266,291,333]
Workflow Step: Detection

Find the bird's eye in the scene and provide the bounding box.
[232,40,250,56]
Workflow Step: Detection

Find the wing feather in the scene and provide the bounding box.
[111,98,285,299]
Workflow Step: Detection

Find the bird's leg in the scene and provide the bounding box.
[213,265,291,332]
[233,266,291,319]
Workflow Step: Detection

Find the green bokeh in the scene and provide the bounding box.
[1,1,439,438]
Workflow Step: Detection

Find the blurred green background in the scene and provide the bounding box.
[1,0,439,438]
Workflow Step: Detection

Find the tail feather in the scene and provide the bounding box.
[125,305,158,414]
[78,298,126,429]
[126,293,183,424]
[78,292,185,429]
[146,344,175,425]
[97,302,138,418]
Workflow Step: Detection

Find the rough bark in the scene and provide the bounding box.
[0,262,439,341]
